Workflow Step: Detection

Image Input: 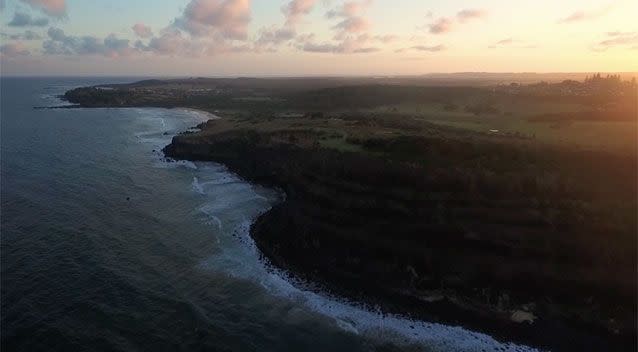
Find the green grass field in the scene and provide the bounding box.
[362,101,637,153]
[426,118,637,152]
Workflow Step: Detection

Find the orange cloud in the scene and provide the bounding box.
[176,0,251,40]
[591,32,638,51]
[428,8,486,34]
[456,9,487,23]
[428,17,453,34]
[558,4,613,23]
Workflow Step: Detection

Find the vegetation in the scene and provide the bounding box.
[64,74,636,152]
[66,75,637,350]
[164,112,635,350]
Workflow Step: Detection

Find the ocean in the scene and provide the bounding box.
[0,77,538,352]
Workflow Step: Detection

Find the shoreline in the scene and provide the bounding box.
[174,107,221,122]
[157,109,546,351]
[162,125,635,352]
[166,145,545,352]
[62,82,637,352]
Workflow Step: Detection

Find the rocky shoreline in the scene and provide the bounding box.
[61,80,636,351]
[163,121,636,352]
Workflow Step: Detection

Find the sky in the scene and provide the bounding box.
[0,0,636,76]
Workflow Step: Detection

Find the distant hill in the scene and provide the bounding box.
[419,72,638,85]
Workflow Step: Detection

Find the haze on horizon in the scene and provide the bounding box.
[0,0,636,76]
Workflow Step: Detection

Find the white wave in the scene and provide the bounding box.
[335,318,360,335]
[39,93,65,106]
[252,193,269,201]
[210,215,223,231]
[154,159,198,170]
[196,175,241,187]
[192,177,205,195]
[227,219,541,352]
[175,108,220,123]
[189,163,542,352]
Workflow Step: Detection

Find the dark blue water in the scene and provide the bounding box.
[1,78,538,352]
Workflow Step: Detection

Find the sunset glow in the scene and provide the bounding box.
[1,0,637,75]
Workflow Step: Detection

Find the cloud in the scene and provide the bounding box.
[339,41,380,53]
[291,0,382,54]
[132,23,153,38]
[174,0,251,40]
[298,33,379,54]
[294,33,315,43]
[43,27,137,57]
[46,27,65,41]
[34,0,312,58]
[591,32,638,51]
[8,12,49,27]
[395,44,445,53]
[134,27,250,56]
[488,37,537,49]
[326,0,371,18]
[282,0,317,25]
[606,31,635,37]
[333,16,369,35]
[326,0,372,38]
[353,47,379,53]
[256,26,296,46]
[373,34,398,43]
[411,44,445,52]
[31,0,389,59]
[456,8,487,22]
[253,0,320,51]
[558,5,612,23]
[558,11,587,23]
[301,42,339,53]
[300,41,378,54]
[427,8,486,34]
[139,29,192,55]
[1,30,42,40]
[599,35,638,46]
[103,34,133,57]
[428,17,453,34]
[20,0,66,18]
[0,42,31,57]
[140,0,254,57]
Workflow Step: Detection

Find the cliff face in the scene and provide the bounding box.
[163,126,636,351]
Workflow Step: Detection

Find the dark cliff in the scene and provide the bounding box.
[164,121,637,352]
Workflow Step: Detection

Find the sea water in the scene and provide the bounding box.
[1,77,539,352]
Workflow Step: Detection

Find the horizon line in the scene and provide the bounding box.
[1,71,637,79]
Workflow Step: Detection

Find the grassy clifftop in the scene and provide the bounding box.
[64,76,637,153]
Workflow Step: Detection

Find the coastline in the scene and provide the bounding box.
[162,121,636,352]
[61,83,637,352]
[160,129,540,352]
[161,108,548,351]
[174,107,221,122]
